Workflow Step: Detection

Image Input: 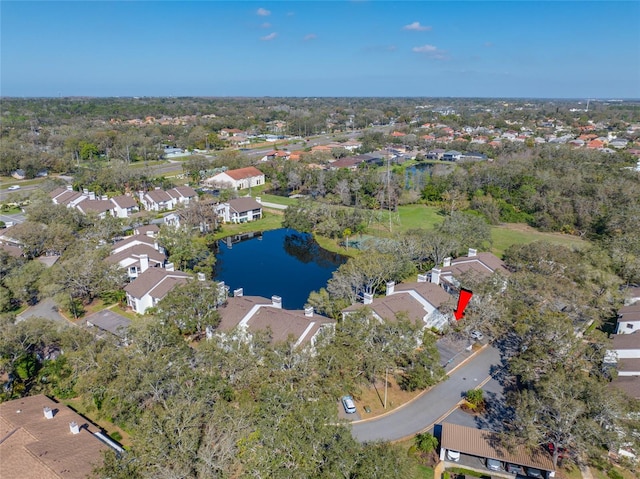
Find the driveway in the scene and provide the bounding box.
[16,298,68,324]
[350,345,503,443]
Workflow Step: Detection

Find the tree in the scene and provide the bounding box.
[155,279,222,335]
[414,432,438,454]
[438,211,492,255]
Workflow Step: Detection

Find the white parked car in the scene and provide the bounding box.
[446,449,461,462]
[470,330,484,341]
[7,185,20,190]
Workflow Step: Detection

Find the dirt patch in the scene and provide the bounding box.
[352,374,424,419]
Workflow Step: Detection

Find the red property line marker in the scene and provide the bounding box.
[454,288,473,320]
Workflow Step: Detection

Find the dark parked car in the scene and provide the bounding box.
[506,463,525,475]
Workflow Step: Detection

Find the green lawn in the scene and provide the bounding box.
[212,212,284,240]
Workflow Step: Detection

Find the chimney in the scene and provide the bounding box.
[140,254,149,273]
[165,262,174,272]
[233,288,244,297]
[256,196,262,203]
[197,272,206,281]
[101,195,108,201]
[386,281,395,296]
[153,241,159,251]
[43,407,54,419]
[205,325,214,340]
[66,185,73,191]
[363,293,373,305]
[89,192,96,200]
[443,257,452,267]
[417,274,428,283]
[431,268,441,285]
[271,295,282,309]
[468,248,477,257]
[304,306,314,317]
[69,421,80,434]
[82,188,89,194]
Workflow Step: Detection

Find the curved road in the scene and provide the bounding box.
[351,345,502,443]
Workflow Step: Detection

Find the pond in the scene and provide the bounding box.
[213,228,347,309]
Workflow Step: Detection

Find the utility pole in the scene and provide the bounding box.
[384,367,388,409]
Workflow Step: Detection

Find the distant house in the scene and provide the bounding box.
[260,150,290,162]
[426,149,445,160]
[139,189,174,211]
[106,246,167,280]
[75,199,114,219]
[213,291,335,347]
[49,186,89,208]
[124,267,191,314]
[11,169,26,180]
[110,195,139,218]
[442,150,463,161]
[204,166,265,190]
[167,186,198,206]
[217,197,263,224]
[111,233,160,255]
[342,278,451,330]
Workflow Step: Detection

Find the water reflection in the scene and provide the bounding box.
[213,228,346,309]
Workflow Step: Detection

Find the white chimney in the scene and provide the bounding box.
[256,196,262,203]
[153,241,159,251]
[304,306,314,317]
[43,407,54,419]
[363,293,373,305]
[69,421,80,434]
[165,262,174,272]
[140,254,149,273]
[431,268,441,285]
[386,281,395,296]
[205,325,214,340]
[468,248,477,257]
[271,295,282,309]
[417,274,428,283]
[82,188,89,194]
[443,257,452,267]
[197,272,206,281]
[234,288,244,297]
[66,185,73,191]
[101,195,108,201]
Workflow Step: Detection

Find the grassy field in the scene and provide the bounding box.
[371,204,586,256]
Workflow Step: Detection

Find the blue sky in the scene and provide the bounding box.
[2,1,639,98]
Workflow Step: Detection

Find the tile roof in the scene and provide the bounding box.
[224,166,264,181]
[440,422,554,471]
[145,189,172,203]
[106,244,166,266]
[110,195,137,208]
[611,376,640,399]
[217,296,334,345]
[0,395,108,479]
[76,199,113,214]
[167,186,197,199]
[612,331,640,350]
[124,268,190,299]
[228,197,262,214]
[618,304,640,323]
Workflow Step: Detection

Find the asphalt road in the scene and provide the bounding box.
[350,345,503,443]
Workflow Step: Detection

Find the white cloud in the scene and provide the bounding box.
[403,22,431,31]
[412,44,437,53]
[257,7,271,16]
[261,22,272,28]
[261,32,278,41]
[412,44,447,60]
[304,33,317,41]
